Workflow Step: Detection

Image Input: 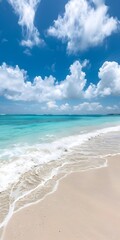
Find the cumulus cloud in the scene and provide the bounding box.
[61,60,87,98]
[73,102,102,112]
[0,63,26,94]
[48,0,119,53]
[0,60,120,107]
[43,101,103,113]
[85,61,120,98]
[47,101,58,109]
[1,60,120,113]
[8,0,42,47]
[46,102,71,112]
[0,61,86,102]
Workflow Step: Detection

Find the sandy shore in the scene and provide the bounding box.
[2,155,120,240]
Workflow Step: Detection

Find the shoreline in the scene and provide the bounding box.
[1,124,120,193]
[0,156,107,240]
[2,154,120,240]
[0,124,120,234]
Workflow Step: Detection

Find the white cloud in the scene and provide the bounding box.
[60,103,70,111]
[47,101,58,109]
[98,61,120,95]
[0,63,61,101]
[81,59,90,68]
[8,0,42,47]
[0,63,26,94]
[1,61,120,114]
[85,61,120,98]
[106,105,118,111]
[73,102,102,112]
[48,0,119,53]
[0,61,86,102]
[46,102,71,112]
[23,48,32,56]
[61,60,87,98]
[0,60,120,108]
[45,101,103,113]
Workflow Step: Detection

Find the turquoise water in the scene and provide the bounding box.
[0,114,120,148]
[0,114,120,233]
[0,114,120,190]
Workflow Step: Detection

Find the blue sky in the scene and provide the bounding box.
[0,0,120,114]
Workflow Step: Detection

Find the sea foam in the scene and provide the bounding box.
[0,124,120,193]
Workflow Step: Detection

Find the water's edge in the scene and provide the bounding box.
[0,118,120,240]
[1,152,120,240]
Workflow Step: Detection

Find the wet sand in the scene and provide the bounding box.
[2,155,120,240]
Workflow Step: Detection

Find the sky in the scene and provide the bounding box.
[0,0,120,114]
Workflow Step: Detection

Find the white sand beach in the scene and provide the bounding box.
[2,154,120,240]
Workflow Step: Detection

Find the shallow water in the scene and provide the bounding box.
[0,115,120,236]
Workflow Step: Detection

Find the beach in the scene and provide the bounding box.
[2,154,120,240]
[1,0,120,237]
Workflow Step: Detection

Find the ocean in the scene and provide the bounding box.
[0,114,120,235]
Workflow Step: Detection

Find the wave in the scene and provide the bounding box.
[0,124,120,238]
[0,124,120,193]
